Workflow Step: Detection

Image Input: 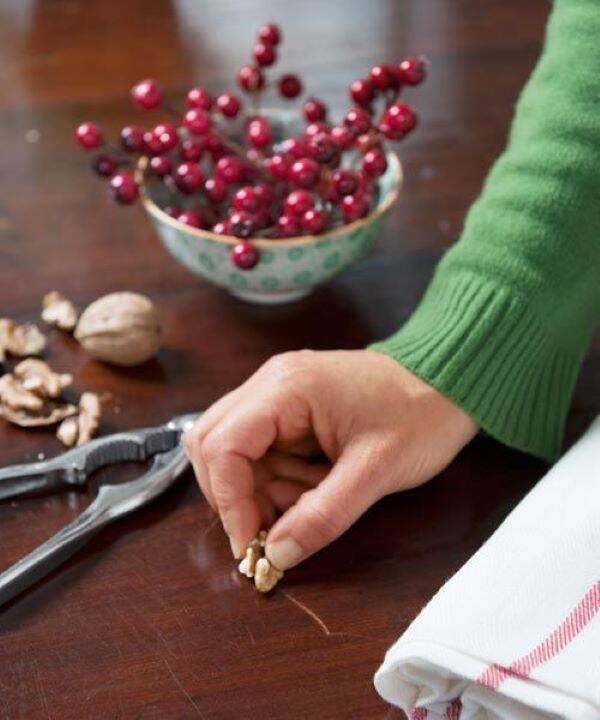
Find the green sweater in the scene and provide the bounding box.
[372,0,600,462]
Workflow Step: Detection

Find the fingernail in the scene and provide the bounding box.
[266,537,303,570]
[229,535,245,560]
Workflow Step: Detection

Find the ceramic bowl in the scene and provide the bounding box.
[140,144,402,305]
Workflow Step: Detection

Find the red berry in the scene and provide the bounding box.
[344,106,371,136]
[92,153,117,177]
[143,130,164,155]
[349,78,375,106]
[74,122,103,150]
[370,64,397,90]
[228,211,255,239]
[280,137,308,160]
[264,153,289,180]
[212,221,229,235]
[284,189,314,217]
[380,102,417,138]
[306,132,338,164]
[120,125,144,152]
[305,121,329,139]
[303,97,327,123]
[205,133,227,160]
[178,210,206,229]
[331,168,360,198]
[341,194,369,222]
[258,22,281,46]
[150,154,172,177]
[301,208,328,234]
[164,205,182,218]
[275,214,300,238]
[174,162,204,193]
[288,158,320,188]
[330,125,354,150]
[215,155,245,184]
[362,148,388,177]
[233,186,260,213]
[109,172,139,204]
[253,42,276,67]
[253,183,275,208]
[131,78,162,110]
[232,241,260,269]
[246,118,273,149]
[398,57,427,85]
[181,138,204,162]
[278,74,303,99]
[355,132,382,154]
[204,177,228,203]
[216,92,242,118]
[237,65,265,92]
[187,87,213,110]
[183,108,212,135]
[152,123,179,152]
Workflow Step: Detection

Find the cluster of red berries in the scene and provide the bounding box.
[74,22,426,270]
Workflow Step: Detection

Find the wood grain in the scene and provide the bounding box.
[0,1,597,718]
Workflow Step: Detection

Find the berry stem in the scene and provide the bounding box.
[211,126,274,183]
[106,143,132,165]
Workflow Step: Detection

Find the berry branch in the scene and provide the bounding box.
[73,21,427,270]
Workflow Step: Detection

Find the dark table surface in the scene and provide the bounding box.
[0,1,598,718]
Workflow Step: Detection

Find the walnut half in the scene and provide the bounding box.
[41,291,79,332]
[0,319,46,361]
[238,530,283,593]
[56,392,102,447]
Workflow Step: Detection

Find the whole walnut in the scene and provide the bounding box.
[75,292,161,366]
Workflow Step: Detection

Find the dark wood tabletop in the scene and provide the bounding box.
[1,1,598,718]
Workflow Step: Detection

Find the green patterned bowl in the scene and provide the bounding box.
[140,152,402,305]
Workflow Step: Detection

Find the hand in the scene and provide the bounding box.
[184,349,477,571]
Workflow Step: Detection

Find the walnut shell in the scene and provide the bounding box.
[74,292,161,366]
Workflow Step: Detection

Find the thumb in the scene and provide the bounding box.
[265,443,384,570]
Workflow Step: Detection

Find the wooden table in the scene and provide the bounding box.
[0,1,597,718]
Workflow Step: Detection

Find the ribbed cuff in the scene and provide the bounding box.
[370,272,584,461]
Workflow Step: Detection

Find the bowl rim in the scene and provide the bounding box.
[138,152,403,248]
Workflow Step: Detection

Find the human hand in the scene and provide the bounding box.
[184,349,477,571]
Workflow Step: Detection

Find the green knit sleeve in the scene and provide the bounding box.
[371,0,600,461]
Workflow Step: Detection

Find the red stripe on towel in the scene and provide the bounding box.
[444,698,462,719]
[410,708,428,719]
[478,581,600,690]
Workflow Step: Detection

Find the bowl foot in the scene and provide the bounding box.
[229,286,313,305]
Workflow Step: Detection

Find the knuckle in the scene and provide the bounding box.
[199,429,229,465]
[263,350,316,382]
[296,493,345,546]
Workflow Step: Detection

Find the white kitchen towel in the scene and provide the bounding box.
[374,416,600,720]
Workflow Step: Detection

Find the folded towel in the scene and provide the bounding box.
[374,417,600,720]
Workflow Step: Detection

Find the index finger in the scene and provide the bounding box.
[199,399,279,558]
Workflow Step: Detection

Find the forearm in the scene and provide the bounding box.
[373,0,600,461]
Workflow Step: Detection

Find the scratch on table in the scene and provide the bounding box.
[244,623,256,645]
[282,591,335,636]
[202,514,220,537]
[33,659,51,720]
[162,657,207,719]
[282,591,372,641]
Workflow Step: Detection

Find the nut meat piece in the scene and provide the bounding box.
[13,359,73,398]
[238,531,284,592]
[238,540,261,578]
[0,374,44,412]
[1,401,77,427]
[254,557,284,593]
[56,416,79,447]
[0,319,46,358]
[41,291,79,332]
[56,392,102,447]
